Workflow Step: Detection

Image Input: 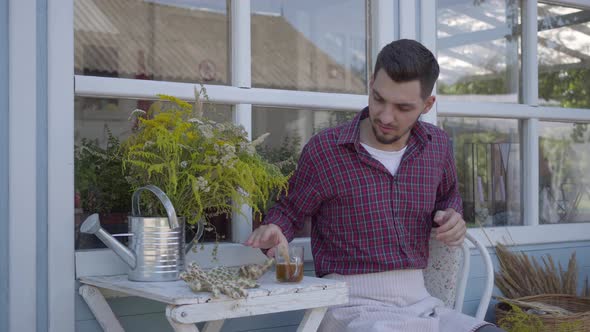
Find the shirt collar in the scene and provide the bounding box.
[337,107,432,148]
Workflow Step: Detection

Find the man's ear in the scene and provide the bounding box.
[422,95,436,114]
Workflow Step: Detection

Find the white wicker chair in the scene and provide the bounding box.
[424,231,494,321]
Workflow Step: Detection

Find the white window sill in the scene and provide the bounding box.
[75,224,590,278]
[76,238,313,278]
[466,223,590,248]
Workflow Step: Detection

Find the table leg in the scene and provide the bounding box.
[79,285,125,332]
[202,320,224,332]
[166,305,224,332]
[296,307,328,332]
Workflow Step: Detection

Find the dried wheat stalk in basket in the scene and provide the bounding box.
[495,243,579,298]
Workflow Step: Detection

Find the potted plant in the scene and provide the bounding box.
[120,87,289,245]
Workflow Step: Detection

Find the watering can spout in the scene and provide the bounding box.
[80,213,137,269]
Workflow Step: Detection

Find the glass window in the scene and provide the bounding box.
[539,121,590,224]
[74,0,228,84]
[252,106,358,237]
[439,117,522,227]
[251,0,368,94]
[437,0,521,103]
[538,3,590,109]
[74,96,232,249]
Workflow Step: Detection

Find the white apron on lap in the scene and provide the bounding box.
[318,270,492,332]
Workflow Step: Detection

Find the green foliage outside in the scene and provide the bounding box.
[256,136,300,179]
[539,67,590,110]
[120,89,290,228]
[440,65,590,223]
[538,68,590,208]
[439,66,590,140]
[74,127,131,214]
[438,76,508,96]
[255,136,300,212]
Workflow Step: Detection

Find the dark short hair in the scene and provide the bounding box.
[373,39,440,99]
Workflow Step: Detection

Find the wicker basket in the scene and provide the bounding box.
[495,294,590,332]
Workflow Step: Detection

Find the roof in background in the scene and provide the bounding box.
[74,0,367,94]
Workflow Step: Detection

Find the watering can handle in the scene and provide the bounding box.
[132,185,180,229]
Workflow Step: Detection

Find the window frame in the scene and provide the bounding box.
[70,0,590,279]
[432,0,590,242]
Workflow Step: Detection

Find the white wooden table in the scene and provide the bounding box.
[79,272,348,332]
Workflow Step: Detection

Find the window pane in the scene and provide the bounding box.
[252,106,358,237]
[251,0,367,94]
[538,3,590,109]
[74,96,232,249]
[437,0,521,103]
[539,121,590,224]
[439,117,522,226]
[74,0,228,84]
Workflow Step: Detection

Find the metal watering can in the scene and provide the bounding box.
[80,185,203,282]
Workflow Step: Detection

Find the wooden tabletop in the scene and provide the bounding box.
[79,272,348,306]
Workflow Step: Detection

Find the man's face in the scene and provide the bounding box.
[367,69,435,150]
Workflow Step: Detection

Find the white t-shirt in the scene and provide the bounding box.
[360,143,407,176]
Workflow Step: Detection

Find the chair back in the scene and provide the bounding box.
[424,231,494,321]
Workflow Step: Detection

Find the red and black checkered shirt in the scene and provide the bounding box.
[263,107,462,277]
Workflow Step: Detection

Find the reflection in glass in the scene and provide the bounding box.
[439,117,521,226]
[75,0,228,84]
[74,97,232,249]
[539,121,590,224]
[251,0,367,94]
[437,0,521,103]
[252,106,358,237]
[538,3,590,109]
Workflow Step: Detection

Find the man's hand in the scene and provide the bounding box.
[433,208,466,246]
[244,224,288,258]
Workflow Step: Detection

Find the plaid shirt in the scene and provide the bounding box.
[264,107,462,277]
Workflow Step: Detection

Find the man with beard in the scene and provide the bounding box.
[245,39,504,332]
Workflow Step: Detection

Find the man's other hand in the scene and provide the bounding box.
[243,224,288,258]
[433,208,466,246]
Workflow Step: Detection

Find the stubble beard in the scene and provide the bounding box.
[370,116,421,146]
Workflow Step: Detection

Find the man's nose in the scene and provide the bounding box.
[379,104,396,124]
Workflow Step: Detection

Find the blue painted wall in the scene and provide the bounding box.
[0,0,10,330]
[74,241,590,331]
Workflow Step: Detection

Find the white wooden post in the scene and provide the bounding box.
[371,0,396,66]
[231,0,254,243]
[521,0,539,226]
[48,0,76,330]
[419,0,438,125]
[8,1,37,330]
[399,0,417,40]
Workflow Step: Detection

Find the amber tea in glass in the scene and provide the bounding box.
[275,245,304,283]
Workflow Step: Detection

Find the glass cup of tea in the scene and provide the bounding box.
[275,245,304,283]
